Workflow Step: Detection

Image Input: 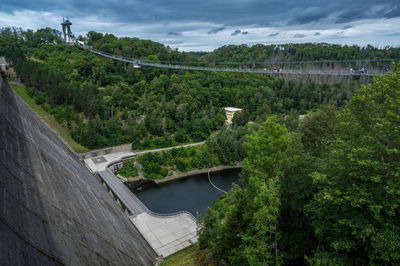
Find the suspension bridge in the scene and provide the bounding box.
[58,16,398,77]
[85,46,398,77]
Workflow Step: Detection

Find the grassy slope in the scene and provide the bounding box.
[11,84,90,153]
[161,244,216,266]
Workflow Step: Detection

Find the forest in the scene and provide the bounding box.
[0,27,379,151]
[203,43,400,63]
[198,67,400,265]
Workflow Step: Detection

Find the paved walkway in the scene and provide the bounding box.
[85,151,134,172]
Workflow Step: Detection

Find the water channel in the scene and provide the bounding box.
[133,168,241,217]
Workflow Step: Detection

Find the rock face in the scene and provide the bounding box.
[0,75,157,265]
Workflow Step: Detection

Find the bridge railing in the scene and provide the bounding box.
[85,46,395,76]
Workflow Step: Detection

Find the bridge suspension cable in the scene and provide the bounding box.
[139,57,400,65]
[85,46,394,77]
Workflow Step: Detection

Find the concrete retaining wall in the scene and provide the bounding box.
[79,143,132,160]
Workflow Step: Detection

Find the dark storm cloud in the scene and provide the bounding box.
[1,0,400,51]
[335,4,399,23]
[167,32,182,36]
[2,0,399,28]
[336,8,365,23]
[268,33,279,37]
[231,29,241,36]
[385,5,400,18]
[208,27,225,34]
[288,6,329,24]
[343,25,352,29]
[293,33,306,38]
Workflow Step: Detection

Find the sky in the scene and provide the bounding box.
[0,0,399,51]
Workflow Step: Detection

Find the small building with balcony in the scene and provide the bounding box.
[224,107,243,124]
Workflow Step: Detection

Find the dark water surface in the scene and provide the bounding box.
[134,168,241,217]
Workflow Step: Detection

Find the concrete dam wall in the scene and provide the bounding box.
[0,75,157,265]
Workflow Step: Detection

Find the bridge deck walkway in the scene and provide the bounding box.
[98,169,146,215]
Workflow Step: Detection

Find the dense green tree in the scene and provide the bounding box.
[199,116,292,265]
[232,110,249,127]
[299,104,338,157]
[307,64,400,264]
[241,116,291,265]
[277,133,318,264]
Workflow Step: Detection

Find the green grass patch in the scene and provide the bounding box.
[11,84,90,153]
[116,161,138,178]
[161,244,216,266]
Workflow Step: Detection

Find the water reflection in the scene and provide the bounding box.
[134,168,241,217]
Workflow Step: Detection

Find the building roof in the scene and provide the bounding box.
[224,107,243,112]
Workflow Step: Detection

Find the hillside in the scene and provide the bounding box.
[202,43,400,63]
[1,28,398,152]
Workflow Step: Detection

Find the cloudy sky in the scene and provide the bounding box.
[1,0,399,51]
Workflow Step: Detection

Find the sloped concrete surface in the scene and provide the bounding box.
[0,75,157,265]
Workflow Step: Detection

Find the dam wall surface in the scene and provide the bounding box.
[0,75,157,265]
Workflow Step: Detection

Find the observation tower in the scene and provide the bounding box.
[61,17,74,43]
